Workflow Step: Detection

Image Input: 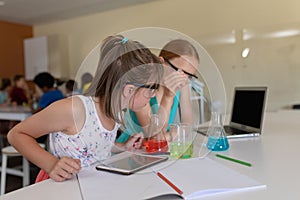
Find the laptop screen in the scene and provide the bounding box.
[230,87,267,130]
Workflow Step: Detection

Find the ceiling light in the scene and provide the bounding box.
[0,1,5,6]
[241,48,250,58]
[268,29,300,38]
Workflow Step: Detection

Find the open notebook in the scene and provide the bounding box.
[77,156,266,200]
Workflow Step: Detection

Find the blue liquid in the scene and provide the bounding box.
[207,136,229,151]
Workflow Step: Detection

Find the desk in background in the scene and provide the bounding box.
[0,106,32,121]
[0,106,32,146]
[0,104,32,145]
[0,110,299,200]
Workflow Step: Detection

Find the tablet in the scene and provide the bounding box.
[95,151,168,175]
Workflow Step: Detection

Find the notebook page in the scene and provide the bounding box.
[157,157,266,199]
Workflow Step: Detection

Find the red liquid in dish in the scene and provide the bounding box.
[144,140,169,153]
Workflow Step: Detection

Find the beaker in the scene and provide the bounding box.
[169,123,194,159]
[206,111,229,151]
[144,114,168,153]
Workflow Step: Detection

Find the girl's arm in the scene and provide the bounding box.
[113,132,144,152]
[156,70,188,131]
[7,97,82,182]
[134,104,152,136]
[178,83,194,125]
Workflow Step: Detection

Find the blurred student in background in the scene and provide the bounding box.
[81,72,93,94]
[33,72,64,111]
[65,79,81,97]
[0,78,12,105]
[10,75,30,106]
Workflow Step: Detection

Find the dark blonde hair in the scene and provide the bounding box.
[86,35,163,125]
[159,39,199,61]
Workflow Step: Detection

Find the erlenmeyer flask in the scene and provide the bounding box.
[206,104,229,151]
[144,114,168,153]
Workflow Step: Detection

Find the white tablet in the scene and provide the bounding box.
[95,151,168,175]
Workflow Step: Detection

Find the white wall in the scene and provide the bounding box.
[33,0,300,111]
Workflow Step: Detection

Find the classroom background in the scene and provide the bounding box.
[1,0,300,112]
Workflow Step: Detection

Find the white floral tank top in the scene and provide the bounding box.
[49,95,119,167]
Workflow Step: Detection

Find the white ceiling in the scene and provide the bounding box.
[0,0,154,25]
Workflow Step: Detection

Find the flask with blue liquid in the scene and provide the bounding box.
[206,102,229,151]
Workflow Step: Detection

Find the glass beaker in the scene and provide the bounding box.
[169,123,194,159]
[206,111,229,151]
[144,114,168,153]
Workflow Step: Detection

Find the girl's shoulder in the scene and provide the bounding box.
[66,95,89,112]
[45,95,87,116]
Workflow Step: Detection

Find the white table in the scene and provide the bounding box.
[197,110,300,200]
[0,177,82,200]
[0,110,299,200]
[0,106,32,121]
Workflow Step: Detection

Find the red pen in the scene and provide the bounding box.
[156,171,183,195]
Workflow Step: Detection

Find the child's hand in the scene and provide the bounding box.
[49,157,81,182]
[163,70,188,98]
[125,133,144,150]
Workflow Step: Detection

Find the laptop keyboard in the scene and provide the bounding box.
[224,126,246,134]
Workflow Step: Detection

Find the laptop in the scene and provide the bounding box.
[198,86,268,139]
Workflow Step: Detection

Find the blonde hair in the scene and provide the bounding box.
[159,39,199,61]
[86,35,163,125]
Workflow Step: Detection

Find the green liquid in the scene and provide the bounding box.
[170,142,193,159]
